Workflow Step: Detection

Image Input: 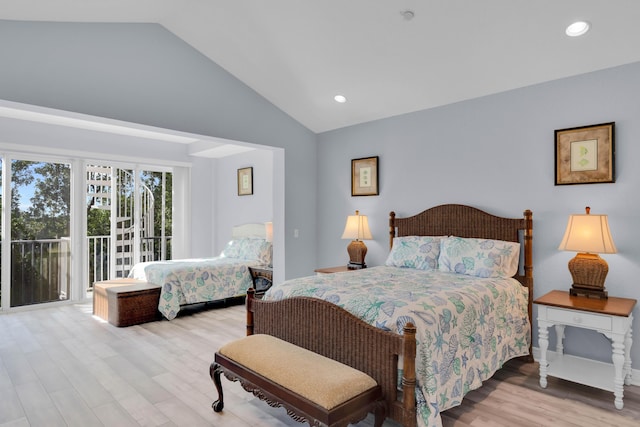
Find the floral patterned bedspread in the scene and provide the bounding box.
[263,266,530,427]
[129,257,258,320]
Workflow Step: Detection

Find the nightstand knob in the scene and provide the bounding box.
[573,316,582,323]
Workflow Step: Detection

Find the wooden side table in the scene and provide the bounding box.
[534,290,636,409]
[314,266,353,274]
[248,266,273,297]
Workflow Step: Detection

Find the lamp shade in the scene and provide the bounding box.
[558,210,617,254]
[264,221,273,243]
[341,210,373,240]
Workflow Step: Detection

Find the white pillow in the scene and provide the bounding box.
[385,236,444,270]
[221,239,242,258]
[222,238,272,265]
[438,236,520,278]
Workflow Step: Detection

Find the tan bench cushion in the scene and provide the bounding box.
[219,334,377,410]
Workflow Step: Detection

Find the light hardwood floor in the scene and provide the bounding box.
[1,300,638,427]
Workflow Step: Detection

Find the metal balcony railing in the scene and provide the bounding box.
[87,235,172,289]
[10,239,70,307]
[0,236,173,307]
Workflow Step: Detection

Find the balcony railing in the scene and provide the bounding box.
[88,235,110,286]
[87,235,172,289]
[10,239,70,307]
[3,237,172,307]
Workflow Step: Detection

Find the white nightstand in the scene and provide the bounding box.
[535,290,636,409]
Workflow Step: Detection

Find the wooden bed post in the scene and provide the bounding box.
[389,211,396,250]
[523,209,534,362]
[246,288,255,336]
[402,322,417,415]
[523,209,533,281]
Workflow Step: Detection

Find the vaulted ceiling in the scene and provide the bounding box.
[2,0,640,133]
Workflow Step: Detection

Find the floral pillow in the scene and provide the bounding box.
[385,236,444,270]
[222,238,272,265]
[438,236,520,278]
[221,239,242,259]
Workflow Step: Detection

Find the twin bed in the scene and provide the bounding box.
[245,204,533,427]
[129,223,272,320]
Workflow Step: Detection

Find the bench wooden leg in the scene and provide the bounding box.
[210,362,224,412]
[373,400,386,427]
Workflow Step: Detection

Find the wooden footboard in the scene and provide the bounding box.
[246,289,418,427]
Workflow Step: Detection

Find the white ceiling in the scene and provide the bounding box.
[2,0,640,133]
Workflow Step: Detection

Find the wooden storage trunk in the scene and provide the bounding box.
[93,279,162,327]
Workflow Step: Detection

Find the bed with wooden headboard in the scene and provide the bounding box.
[245,204,533,427]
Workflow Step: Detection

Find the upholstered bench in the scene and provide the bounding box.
[93,279,162,327]
[210,334,385,427]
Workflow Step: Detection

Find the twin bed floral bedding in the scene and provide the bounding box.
[263,236,530,427]
[129,257,257,320]
[129,237,272,320]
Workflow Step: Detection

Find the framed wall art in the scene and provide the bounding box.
[351,156,379,196]
[237,167,253,196]
[555,122,615,185]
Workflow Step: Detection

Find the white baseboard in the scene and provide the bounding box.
[532,346,640,387]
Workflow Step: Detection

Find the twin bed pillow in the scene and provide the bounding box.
[222,238,272,265]
[386,235,520,278]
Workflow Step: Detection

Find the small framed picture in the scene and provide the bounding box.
[351,156,379,196]
[555,122,615,185]
[237,167,253,196]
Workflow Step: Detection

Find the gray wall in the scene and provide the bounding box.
[214,149,274,252]
[317,61,640,367]
[0,20,316,280]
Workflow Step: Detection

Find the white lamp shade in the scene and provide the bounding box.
[265,221,273,242]
[341,211,373,240]
[558,213,617,254]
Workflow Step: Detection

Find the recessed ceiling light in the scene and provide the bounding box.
[566,21,590,37]
[401,10,415,21]
[334,95,347,103]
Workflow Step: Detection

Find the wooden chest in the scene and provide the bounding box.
[93,279,162,327]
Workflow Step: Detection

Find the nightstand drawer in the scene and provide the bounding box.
[547,307,612,330]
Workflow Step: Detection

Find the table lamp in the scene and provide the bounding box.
[558,207,617,299]
[341,210,373,269]
[264,221,273,243]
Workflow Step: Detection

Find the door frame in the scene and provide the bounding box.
[0,152,187,311]
[0,152,77,309]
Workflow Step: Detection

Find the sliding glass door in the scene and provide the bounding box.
[0,154,176,311]
[8,159,71,307]
[86,165,172,287]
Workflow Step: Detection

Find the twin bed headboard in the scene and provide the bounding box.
[231,223,268,240]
